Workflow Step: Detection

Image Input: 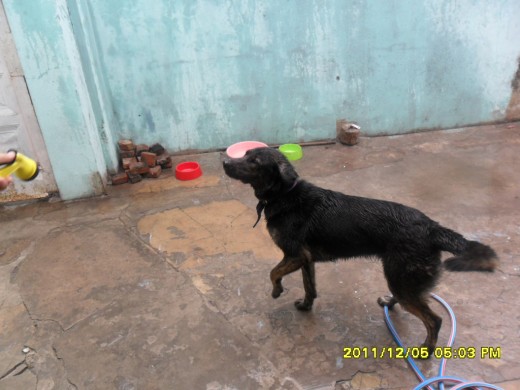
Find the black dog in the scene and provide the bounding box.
[222,147,497,356]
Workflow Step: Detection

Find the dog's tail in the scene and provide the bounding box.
[432,226,498,272]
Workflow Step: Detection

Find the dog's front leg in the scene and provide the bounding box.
[270,255,305,299]
[295,262,317,311]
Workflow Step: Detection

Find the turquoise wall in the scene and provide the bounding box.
[3,0,112,200]
[83,0,519,150]
[3,0,519,198]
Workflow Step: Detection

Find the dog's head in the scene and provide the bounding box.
[223,147,299,200]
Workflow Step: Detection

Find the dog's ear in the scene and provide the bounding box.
[276,156,298,186]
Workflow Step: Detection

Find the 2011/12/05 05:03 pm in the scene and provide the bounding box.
[342,346,502,360]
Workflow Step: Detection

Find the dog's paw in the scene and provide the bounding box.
[377,295,398,309]
[271,286,284,299]
[294,299,313,311]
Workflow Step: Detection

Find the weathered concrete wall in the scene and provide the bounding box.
[82,0,520,150]
[3,0,520,200]
[3,0,110,200]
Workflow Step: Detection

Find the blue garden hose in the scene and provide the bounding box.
[382,293,503,390]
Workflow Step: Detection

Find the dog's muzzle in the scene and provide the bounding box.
[222,158,239,178]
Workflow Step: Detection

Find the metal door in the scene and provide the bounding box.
[0,1,56,202]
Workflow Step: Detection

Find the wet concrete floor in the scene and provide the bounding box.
[0,123,519,389]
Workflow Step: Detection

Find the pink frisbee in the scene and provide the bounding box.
[226,141,268,158]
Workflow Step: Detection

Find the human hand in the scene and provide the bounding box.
[0,151,16,190]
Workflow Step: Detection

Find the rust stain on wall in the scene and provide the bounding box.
[506,58,520,121]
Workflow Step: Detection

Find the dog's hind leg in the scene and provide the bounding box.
[399,298,442,357]
[270,255,305,299]
[381,250,443,357]
[295,262,317,311]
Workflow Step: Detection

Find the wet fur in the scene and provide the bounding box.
[223,147,497,356]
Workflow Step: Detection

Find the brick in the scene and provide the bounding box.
[147,165,162,178]
[150,143,165,155]
[157,154,172,169]
[118,139,135,151]
[127,171,142,184]
[119,150,136,158]
[135,144,150,156]
[122,157,137,170]
[128,161,141,173]
[111,172,128,185]
[129,161,149,175]
[140,151,157,167]
[162,159,173,169]
[156,154,168,165]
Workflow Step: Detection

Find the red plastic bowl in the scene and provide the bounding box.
[175,161,202,180]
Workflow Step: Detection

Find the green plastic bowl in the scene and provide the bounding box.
[279,144,303,161]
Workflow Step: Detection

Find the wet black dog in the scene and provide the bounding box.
[223,147,497,356]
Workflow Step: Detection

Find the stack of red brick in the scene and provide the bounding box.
[111,140,173,185]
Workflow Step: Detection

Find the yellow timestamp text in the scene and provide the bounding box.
[342,346,501,360]
[433,346,501,359]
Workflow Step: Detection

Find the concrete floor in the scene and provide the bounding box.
[1,123,519,390]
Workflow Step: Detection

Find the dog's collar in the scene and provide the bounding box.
[253,179,300,228]
[253,201,267,228]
